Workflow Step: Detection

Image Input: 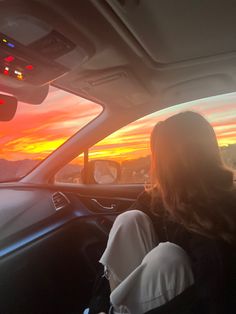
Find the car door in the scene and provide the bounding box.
[0,184,139,313]
[0,182,143,314]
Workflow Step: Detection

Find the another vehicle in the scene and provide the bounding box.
[0,1,235,313]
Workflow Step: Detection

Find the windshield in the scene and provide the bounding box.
[0,86,102,181]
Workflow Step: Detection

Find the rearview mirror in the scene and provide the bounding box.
[0,94,17,121]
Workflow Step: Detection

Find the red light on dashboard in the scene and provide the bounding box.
[4,55,15,63]
[25,64,33,70]
[0,99,5,105]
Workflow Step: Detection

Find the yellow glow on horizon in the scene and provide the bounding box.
[4,137,67,155]
[0,87,235,164]
[217,137,236,147]
[89,147,148,161]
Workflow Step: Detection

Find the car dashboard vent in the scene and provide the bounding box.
[52,192,70,211]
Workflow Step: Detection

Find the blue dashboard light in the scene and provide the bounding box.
[7,42,15,48]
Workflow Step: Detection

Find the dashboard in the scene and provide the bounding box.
[0,182,138,259]
[0,182,126,314]
[0,184,92,257]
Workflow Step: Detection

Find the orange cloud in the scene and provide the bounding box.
[0,87,102,160]
[90,95,236,162]
[0,88,235,164]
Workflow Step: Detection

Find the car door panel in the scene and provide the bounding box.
[0,183,142,313]
[0,214,116,313]
[60,183,144,213]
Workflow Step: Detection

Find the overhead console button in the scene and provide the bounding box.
[29,30,76,60]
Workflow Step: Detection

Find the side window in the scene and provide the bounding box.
[55,153,84,184]
[55,114,154,184]
[89,125,152,184]
[221,145,236,173]
[55,105,236,184]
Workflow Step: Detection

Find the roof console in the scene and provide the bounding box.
[0,29,76,85]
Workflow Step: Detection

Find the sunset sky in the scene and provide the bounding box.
[91,92,236,162]
[0,86,235,163]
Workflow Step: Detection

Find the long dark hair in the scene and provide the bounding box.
[149,111,236,242]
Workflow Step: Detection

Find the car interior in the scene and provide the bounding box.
[0,1,236,313]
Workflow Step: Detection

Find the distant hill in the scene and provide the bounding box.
[0,143,234,183]
[0,158,83,183]
[221,143,236,169]
[55,163,82,183]
[0,159,39,181]
[121,156,151,183]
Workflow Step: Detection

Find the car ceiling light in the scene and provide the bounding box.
[14,69,23,80]
[6,42,15,48]
[1,38,15,48]
[3,66,9,75]
[17,74,23,80]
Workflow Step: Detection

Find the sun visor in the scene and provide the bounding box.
[0,94,17,121]
[0,76,49,104]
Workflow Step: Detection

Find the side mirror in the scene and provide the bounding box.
[0,94,17,121]
[82,160,121,184]
[93,160,121,184]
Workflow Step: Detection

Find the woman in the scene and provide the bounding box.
[98,111,236,314]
